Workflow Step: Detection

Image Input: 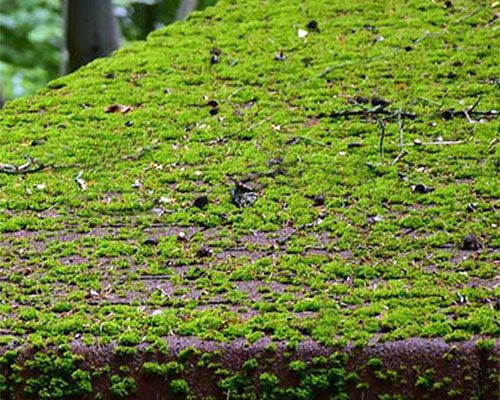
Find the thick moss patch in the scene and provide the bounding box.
[0,0,499,398]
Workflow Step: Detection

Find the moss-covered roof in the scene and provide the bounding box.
[0,0,499,398]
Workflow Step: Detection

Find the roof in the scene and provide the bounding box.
[0,0,499,398]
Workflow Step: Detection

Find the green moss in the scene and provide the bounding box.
[0,0,499,397]
[169,378,191,395]
[109,375,136,398]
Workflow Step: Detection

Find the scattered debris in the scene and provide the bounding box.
[306,20,320,32]
[75,170,87,191]
[0,155,44,175]
[210,54,220,64]
[298,28,308,38]
[196,247,213,258]
[461,234,482,251]
[104,104,132,114]
[329,105,416,120]
[368,214,384,223]
[31,138,46,146]
[313,194,326,206]
[267,158,283,167]
[275,51,286,61]
[160,196,176,204]
[456,292,467,304]
[143,238,158,246]
[210,48,221,64]
[412,183,434,194]
[230,183,259,208]
[371,97,391,108]
[194,195,209,209]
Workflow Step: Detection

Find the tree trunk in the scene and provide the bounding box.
[63,0,121,73]
[176,0,199,20]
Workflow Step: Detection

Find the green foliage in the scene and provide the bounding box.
[0,0,220,101]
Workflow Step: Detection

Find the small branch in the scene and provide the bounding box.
[293,135,328,147]
[397,106,405,146]
[398,140,465,147]
[452,9,481,25]
[0,155,45,175]
[376,117,386,164]
[391,149,408,165]
[413,31,432,45]
[224,115,274,139]
[329,106,416,120]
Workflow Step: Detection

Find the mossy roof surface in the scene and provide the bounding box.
[0,0,499,352]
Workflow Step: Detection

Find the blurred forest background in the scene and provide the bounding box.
[0,0,218,105]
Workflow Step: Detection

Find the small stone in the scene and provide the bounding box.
[313,194,326,206]
[461,234,481,251]
[194,195,209,209]
[178,231,187,241]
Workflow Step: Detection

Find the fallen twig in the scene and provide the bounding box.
[391,149,408,165]
[224,114,275,139]
[329,106,417,120]
[397,106,405,146]
[123,141,160,161]
[376,117,386,164]
[452,9,481,25]
[293,135,329,147]
[398,140,465,147]
[0,156,45,175]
